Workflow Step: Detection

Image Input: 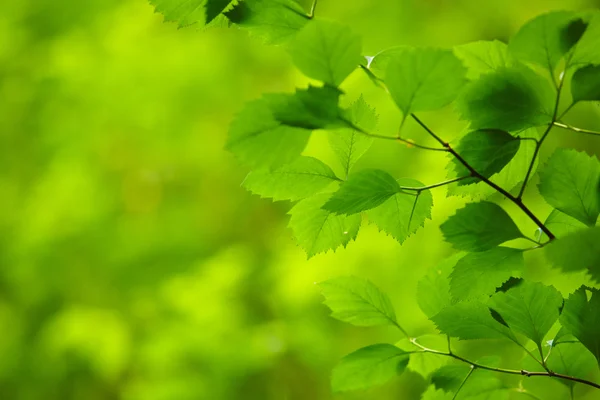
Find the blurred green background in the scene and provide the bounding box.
[1,0,600,399]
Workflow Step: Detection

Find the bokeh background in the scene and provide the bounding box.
[2,0,600,399]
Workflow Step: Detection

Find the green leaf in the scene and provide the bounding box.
[288,19,362,86]
[323,169,401,215]
[331,344,409,392]
[452,129,520,186]
[431,301,517,341]
[457,66,554,131]
[288,193,361,258]
[205,0,233,23]
[367,178,433,245]
[226,96,310,169]
[150,0,206,27]
[397,335,449,379]
[509,11,587,73]
[538,148,600,226]
[447,128,538,199]
[319,276,398,327]
[559,287,600,365]
[547,341,598,388]
[270,85,344,129]
[431,365,472,392]
[242,156,339,201]
[539,209,587,242]
[450,247,524,301]
[489,282,563,346]
[384,47,467,117]
[440,202,523,252]
[431,361,509,399]
[417,254,464,318]
[570,10,600,66]
[571,64,600,103]
[328,96,377,177]
[225,0,308,44]
[544,227,600,281]
[421,386,453,400]
[453,40,516,80]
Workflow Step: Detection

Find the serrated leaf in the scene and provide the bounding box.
[452,129,520,186]
[328,96,377,177]
[270,85,344,129]
[547,341,598,388]
[288,193,361,258]
[570,10,600,66]
[457,66,554,131]
[539,209,587,242]
[367,178,433,245]
[417,254,464,318]
[538,149,600,227]
[323,169,401,215]
[331,344,409,392]
[431,301,518,342]
[450,247,524,301]
[453,40,516,80]
[559,287,600,365]
[447,128,538,199]
[544,226,600,282]
[440,202,523,252]
[288,19,362,86]
[421,386,453,400]
[432,365,472,392]
[226,96,310,169]
[225,0,308,44]
[509,11,587,73]
[319,276,398,327]
[242,156,339,201]
[384,47,467,117]
[150,0,206,27]
[489,282,563,346]
[571,64,600,103]
[205,0,233,23]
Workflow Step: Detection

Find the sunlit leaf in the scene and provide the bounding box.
[539,209,587,242]
[544,226,600,282]
[559,287,600,365]
[570,10,600,66]
[417,254,464,318]
[421,385,453,400]
[546,342,598,388]
[270,85,345,129]
[453,40,516,80]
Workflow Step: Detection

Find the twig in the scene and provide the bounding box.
[553,121,600,137]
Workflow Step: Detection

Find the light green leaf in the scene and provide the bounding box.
[242,156,339,201]
[452,129,520,186]
[328,96,377,177]
[509,11,587,73]
[150,0,206,27]
[440,202,523,252]
[288,193,361,258]
[270,85,344,129]
[319,276,398,327]
[539,209,587,242]
[205,0,233,23]
[489,282,563,346]
[397,335,449,379]
[432,363,509,399]
[544,226,600,281]
[417,254,464,318]
[331,344,409,392]
[323,169,401,215]
[559,287,600,365]
[547,341,598,388]
[288,19,362,86]
[226,96,310,169]
[384,47,467,117]
[453,40,516,80]
[431,301,517,341]
[457,66,554,131]
[421,385,453,400]
[571,64,600,103]
[447,128,538,199]
[225,0,308,44]
[450,247,524,301]
[367,178,433,245]
[538,148,600,226]
[570,10,600,66]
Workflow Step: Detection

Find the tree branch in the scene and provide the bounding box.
[553,121,600,137]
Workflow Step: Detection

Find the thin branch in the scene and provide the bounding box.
[558,102,575,120]
[398,176,472,193]
[410,114,448,146]
[553,121,600,137]
[453,366,475,400]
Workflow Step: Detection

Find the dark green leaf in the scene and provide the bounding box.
[323,169,401,215]
[367,178,433,245]
[457,66,554,131]
[540,209,587,242]
[205,0,233,23]
[450,247,524,301]
[453,40,516,80]
[432,364,508,400]
[489,282,563,346]
[288,193,361,258]
[571,64,600,103]
[331,344,409,392]
[452,129,520,185]
[417,254,463,318]
[559,287,600,365]
[319,276,398,327]
[547,342,598,388]
[288,19,362,86]
[225,0,308,44]
[226,96,310,169]
[384,47,467,116]
[509,11,587,73]
[242,156,339,201]
[570,10,600,66]
[440,202,523,252]
[538,149,600,226]
[544,226,600,282]
[270,85,344,129]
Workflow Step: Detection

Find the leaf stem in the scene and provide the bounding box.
[308,0,318,18]
[398,176,471,193]
[453,366,475,400]
[553,121,600,137]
